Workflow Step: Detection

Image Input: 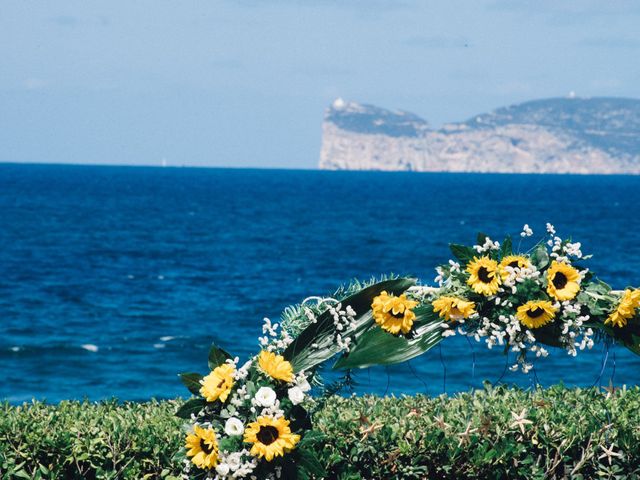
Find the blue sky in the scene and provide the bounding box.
[1,1,639,168]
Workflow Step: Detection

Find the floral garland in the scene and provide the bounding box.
[177,224,640,479]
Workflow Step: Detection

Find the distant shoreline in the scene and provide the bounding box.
[2,161,640,177]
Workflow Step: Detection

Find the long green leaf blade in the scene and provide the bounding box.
[175,398,206,419]
[179,373,203,395]
[283,278,416,372]
[208,343,231,371]
[333,307,445,369]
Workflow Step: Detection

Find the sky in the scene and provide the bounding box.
[1,1,640,168]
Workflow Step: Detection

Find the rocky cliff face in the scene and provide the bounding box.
[319,97,640,174]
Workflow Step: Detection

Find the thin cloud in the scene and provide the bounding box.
[229,0,415,12]
[404,35,471,49]
[211,59,244,70]
[487,0,640,17]
[293,64,353,78]
[51,15,78,27]
[577,37,640,49]
[24,78,47,90]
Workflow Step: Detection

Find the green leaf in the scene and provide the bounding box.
[585,280,612,296]
[533,323,565,348]
[333,306,444,369]
[179,373,203,395]
[605,321,640,356]
[298,430,326,447]
[450,244,476,264]
[530,244,550,270]
[208,343,231,371]
[501,236,513,257]
[627,333,640,356]
[297,447,327,478]
[175,398,206,419]
[283,278,416,372]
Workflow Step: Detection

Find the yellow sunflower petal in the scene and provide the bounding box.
[371,291,417,335]
[546,261,581,301]
[185,426,219,469]
[516,300,557,329]
[432,296,476,321]
[605,289,640,328]
[200,363,235,403]
[244,416,301,462]
[466,256,502,296]
[258,350,294,382]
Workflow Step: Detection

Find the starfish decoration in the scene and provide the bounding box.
[599,443,623,465]
[457,422,478,447]
[510,409,533,434]
[359,422,384,441]
[533,399,550,408]
[433,415,451,430]
[358,413,370,426]
[478,415,493,436]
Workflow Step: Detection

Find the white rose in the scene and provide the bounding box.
[288,386,304,405]
[224,417,244,436]
[216,463,230,476]
[254,386,277,407]
[297,379,311,392]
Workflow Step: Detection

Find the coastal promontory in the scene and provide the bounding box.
[319,97,640,174]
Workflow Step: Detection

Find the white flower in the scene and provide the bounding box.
[288,386,305,405]
[226,452,242,470]
[224,417,245,436]
[254,386,277,407]
[294,373,312,392]
[216,463,230,476]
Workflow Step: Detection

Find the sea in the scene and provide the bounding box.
[1,163,640,403]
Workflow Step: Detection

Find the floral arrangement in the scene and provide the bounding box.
[177,224,640,479]
[177,279,418,479]
[421,223,640,372]
[177,319,316,480]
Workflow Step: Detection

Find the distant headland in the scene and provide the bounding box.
[319,96,640,174]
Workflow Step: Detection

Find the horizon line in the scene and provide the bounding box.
[1,161,639,177]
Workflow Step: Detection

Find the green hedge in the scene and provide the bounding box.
[2,385,639,479]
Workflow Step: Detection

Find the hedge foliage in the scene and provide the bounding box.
[2,385,640,479]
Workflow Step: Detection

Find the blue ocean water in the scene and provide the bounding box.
[1,163,640,403]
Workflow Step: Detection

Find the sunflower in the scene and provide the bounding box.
[244,416,301,462]
[200,363,235,403]
[432,296,476,322]
[546,261,581,301]
[185,425,219,469]
[605,289,640,328]
[500,255,531,280]
[371,291,419,335]
[466,256,502,296]
[258,350,294,382]
[516,300,557,329]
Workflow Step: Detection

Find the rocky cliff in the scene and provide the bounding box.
[319,97,640,174]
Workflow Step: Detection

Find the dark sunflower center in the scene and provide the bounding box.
[217,379,226,388]
[508,261,519,268]
[477,266,492,283]
[200,439,214,455]
[257,425,280,445]
[552,272,568,289]
[388,310,404,319]
[527,307,545,318]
